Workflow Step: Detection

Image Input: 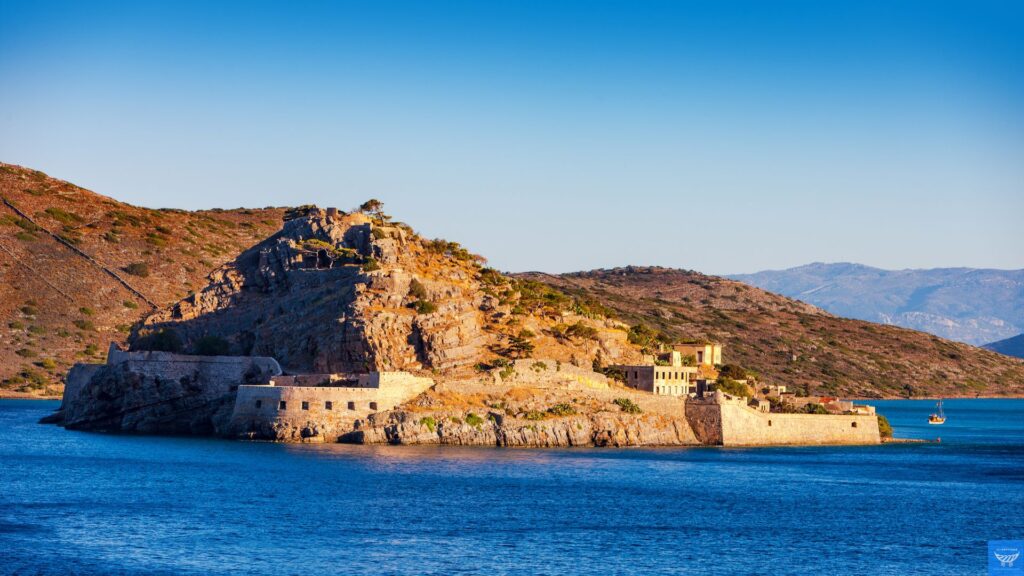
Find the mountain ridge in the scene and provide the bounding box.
[730,262,1024,345]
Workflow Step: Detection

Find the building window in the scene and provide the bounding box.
[347,401,355,410]
[851,422,857,428]
[279,401,287,410]
[325,401,333,410]
[255,400,262,409]
[301,401,309,411]
[768,420,772,427]
[369,402,378,411]
[634,371,638,379]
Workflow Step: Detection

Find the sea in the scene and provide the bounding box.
[1,398,1022,575]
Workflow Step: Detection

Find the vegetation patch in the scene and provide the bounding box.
[613,398,643,414]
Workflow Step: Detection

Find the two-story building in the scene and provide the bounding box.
[615,351,699,397]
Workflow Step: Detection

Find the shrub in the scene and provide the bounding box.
[414,300,437,314]
[123,301,138,309]
[613,398,643,414]
[20,305,37,316]
[44,207,82,225]
[124,262,150,277]
[8,321,24,330]
[408,278,428,300]
[134,328,182,353]
[420,416,437,432]
[465,412,485,428]
[361,257,380,272]
[877,415,893,438]
[84,343,99,356]
[718,364,749,380]
[35,358,57,370]
[28,325,45,335]
[73,319,95,331]
[79,307,94,316]
[565,322,598,340]
[498,366,515,380]
[370,227,387,239]
[713,378,752,398]
[801,403,829,415]
[524,410,545,421]
[193,335,230,356]
[548,403,576,417]
[15,348,35,358]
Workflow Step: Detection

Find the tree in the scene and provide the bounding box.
[359,199,384,216]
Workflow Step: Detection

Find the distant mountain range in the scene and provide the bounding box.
[985,334,1024,359]
[730,263,1024,348]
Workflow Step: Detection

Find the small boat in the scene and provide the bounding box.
[928,399,946,425]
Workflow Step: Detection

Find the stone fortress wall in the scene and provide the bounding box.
[227,372,434,441]
[686,391,880,446]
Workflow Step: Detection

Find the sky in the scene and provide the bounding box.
[1,0,1022,275]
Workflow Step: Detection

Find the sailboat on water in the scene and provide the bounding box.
[928,399,946,425]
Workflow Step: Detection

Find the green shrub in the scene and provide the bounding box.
[524,410,545,421]
[124,262,150,277]
[35,358,58,370]
[408,278,428,300]
[193,335,230,356]
[877,415,893,438]
[613,398,642,414]
[84,343,99,356]
[713,378,752,398]
[465,412,485,428]
[73,319,95,331]
[8,321,24,330]
[718,364,749,380]
[20,305,37,316]
[15,348,35,358]
[27,325,45,335]
[79,307,94,316]
[420,416,437,432]
[498,366,515,380]
[44,207,82,225]
[371,227,387,239]
[548,403,577,417]
[801,403,829,415]
[414,300,437,314]
[361,257,380,272]
[123,300,138,309]
[134,328,182,352]
[565,322,598,340]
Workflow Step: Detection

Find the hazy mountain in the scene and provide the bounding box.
[730,263,1024,345]
[985,334,1024,359]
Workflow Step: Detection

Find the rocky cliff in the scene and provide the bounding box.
[132,206,639,376]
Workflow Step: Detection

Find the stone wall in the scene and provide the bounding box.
[59,345,282,434]
[227,372,434,441]
[685,393,880,446]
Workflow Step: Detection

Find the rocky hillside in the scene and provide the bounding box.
[730,262,1024,345]
[986,333,1024,359]
[518,268,1024,398]
[131,204,639,377]
[0,163,286,397]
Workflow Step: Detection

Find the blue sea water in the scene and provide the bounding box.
[1,399,1022,576]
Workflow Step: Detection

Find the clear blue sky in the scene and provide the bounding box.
[1,0,1021,275]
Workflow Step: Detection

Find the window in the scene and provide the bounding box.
[325,401,333,410]
[279,401,287,410]
[347,401,355,410]
[301,401,309,411]
[634,371,638,379]
[851,422,857,428]
[768,420,773,427]
[369,402,378,411]
[255,400,262,409]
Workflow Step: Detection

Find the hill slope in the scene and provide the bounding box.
[985,333,1024,359]
[729,262,1024,345]
[0,163,286,396]
[519,268,1024,398]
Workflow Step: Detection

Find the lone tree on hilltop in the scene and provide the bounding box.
[359,199,385,217]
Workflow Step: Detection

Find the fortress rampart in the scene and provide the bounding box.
[685,392,880,446]
[227,372,434,441]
